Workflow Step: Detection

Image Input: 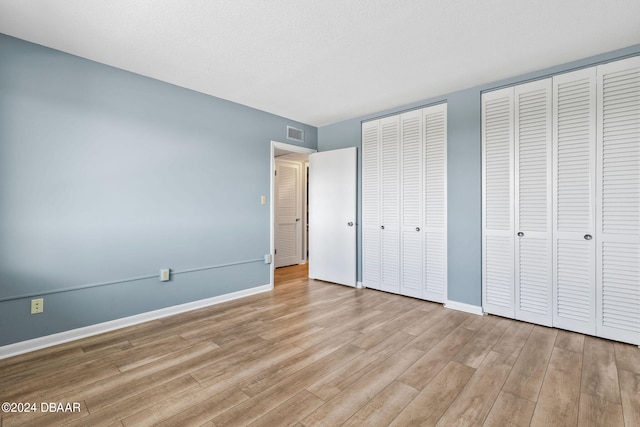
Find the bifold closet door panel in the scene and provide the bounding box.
[596,56,640,345]
[380,115,401,294]
[514,79,553,326]
[362,120,381,290]
[424,104,448,303]
[552,68,597,336]
[482,87,516,318]
[400,110,424,298]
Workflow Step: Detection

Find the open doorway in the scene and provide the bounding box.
[274,156,306,268]
[270,141,316,288]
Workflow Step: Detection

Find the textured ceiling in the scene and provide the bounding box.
[1,1,639,127]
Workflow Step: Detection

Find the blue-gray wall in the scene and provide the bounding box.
[0,34,317,346]
[318,44,640,307]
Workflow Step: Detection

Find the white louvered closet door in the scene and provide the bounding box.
[596,56,640,345]
[400,110,424,298]
[362,120,381,290]
[380,115,401,294]
[274,159,302,268]
[514,79,553,326]
[482,87,515,318]
[552,68,597,336]
[424,104,448,303]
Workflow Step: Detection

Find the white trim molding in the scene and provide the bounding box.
[356,281,363,289]
[444,300,484,316]
[0,284,271,360]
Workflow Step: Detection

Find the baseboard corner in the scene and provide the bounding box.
[444,300,484,316]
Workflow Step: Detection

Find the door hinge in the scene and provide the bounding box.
[275,248,277,254]
[275,169,277,176]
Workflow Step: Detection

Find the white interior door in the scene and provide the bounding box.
[362,121,381,290]
[552,68,597,336]
[275,159,301,268]
[482,87,516,318]
[308,147,357,287]
[514,79,553,326]
[380,116,401,294]
[596,56,640,345]
[423,103,448,303]
[400,110,424,298]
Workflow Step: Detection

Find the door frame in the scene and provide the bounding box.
[270,141,316,289]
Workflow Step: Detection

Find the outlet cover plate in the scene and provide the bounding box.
[31,298,44,314]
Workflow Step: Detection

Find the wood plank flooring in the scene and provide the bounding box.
[1,263,639,426]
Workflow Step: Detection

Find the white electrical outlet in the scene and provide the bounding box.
[264,254,273,264]
[31,298,44,314]
[261,195,267,205]
[160,268,170,282]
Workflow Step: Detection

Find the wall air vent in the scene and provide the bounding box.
[287,126,304,142]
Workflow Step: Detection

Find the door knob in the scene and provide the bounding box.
[584,234,592,240]
[381,225,385,230]
[416,227,420,232]
[517,232,524,237]
[347,222,354,227]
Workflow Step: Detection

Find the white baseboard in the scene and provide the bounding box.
[444,300,484,316]
[0,284,271,360]
[356,281,363,289]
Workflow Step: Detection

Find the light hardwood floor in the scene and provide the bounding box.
[1,264,639,426]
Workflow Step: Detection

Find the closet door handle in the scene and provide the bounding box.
[584,234,592,241]
[517,232,524,237]
[380,225,385,230]
[347,222,354,227]
[416,227,421,232]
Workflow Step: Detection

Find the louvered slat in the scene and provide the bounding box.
[601,68,640,234]
[401,234,422,296]
[382,231,400,294]
[402,112,422,227]
[601,243,640,333]
[556,239,593,322]
[277,225,296,257]
[425,109,446,228]
[482,88,515,317]
[362,123,380,226]
[518,238,549,315]
[485,236,514,308]
[425,231,446,302]
[381,117,400,228]
[596,56,640,345]
[484,95,513,230]
[556,78,594,232]
[277,165,297,216]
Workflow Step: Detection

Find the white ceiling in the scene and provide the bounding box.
[1,1,639,127]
